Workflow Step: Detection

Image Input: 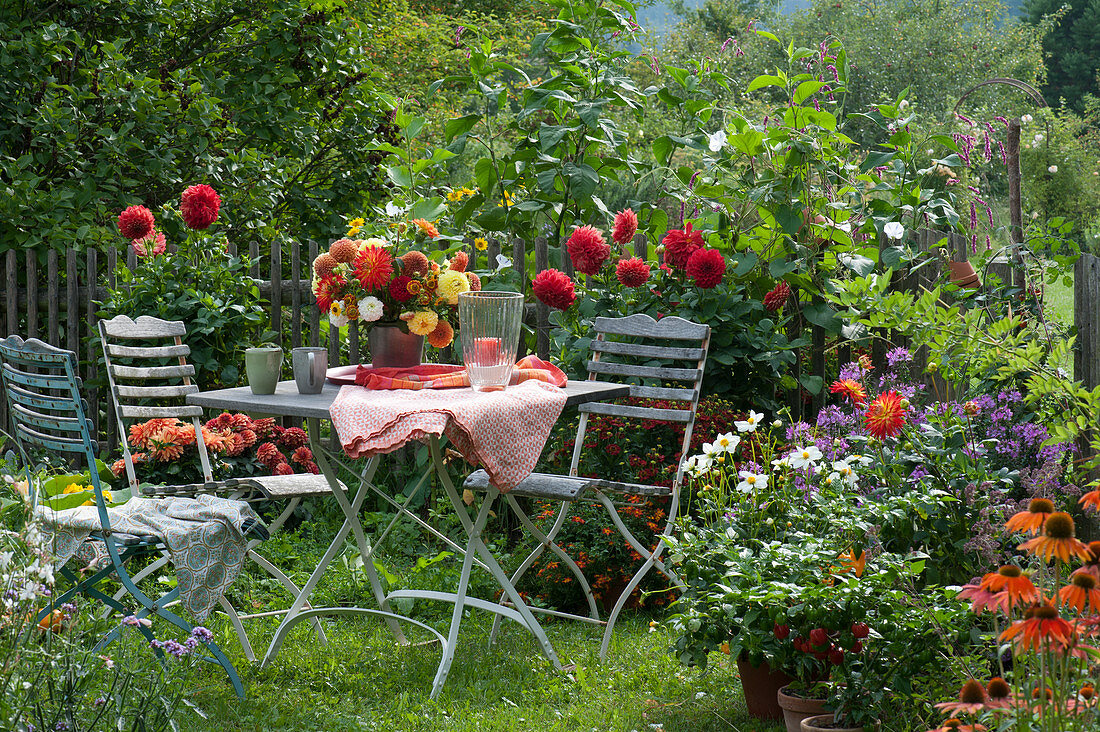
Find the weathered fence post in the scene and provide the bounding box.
[534,236,550,359]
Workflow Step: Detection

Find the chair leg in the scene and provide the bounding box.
[488,496,599,645]
[592,491,683,662]
[247,549,328,647]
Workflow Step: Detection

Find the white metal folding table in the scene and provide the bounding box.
[187,378,628,697]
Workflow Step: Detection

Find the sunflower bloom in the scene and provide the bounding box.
[999,602,1074,652]
[1019,511,1090,563]
[864,390,906,439]
[1005,497,1055,535]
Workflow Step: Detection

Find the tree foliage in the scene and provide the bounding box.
[1024,0,1100,111]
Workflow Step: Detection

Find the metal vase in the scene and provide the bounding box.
[368,325,423,369]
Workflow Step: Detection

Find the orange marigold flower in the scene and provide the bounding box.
[864,390,906,440]
[1000,602,1074,652]
[1019,512,1091,564]
[979,565,1039,609]
[1005,497,1055,535]
[829,378,867,406]
[1060,572,1100,613]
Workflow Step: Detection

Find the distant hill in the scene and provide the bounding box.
[637,0,1024,38]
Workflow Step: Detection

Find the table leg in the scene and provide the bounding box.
[428,438,562,671]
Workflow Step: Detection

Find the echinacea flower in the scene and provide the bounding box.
[1005,497,1055,535]
[685,248,726,288]
[957,583,1010,615]
[986,677,1012,708]
[1000,601,1074,652]
[1080,490,1100,512]
[566,225,610,275]
[829,378,867,406]
[1019,511,1091,563]
[180,184,220,230]
[616,257,650,287]
[979,565,1040,609]
[1059,572,1100,613]
[864,390,906,439]
[662,222,704,270]
[532,269,576,310]
[612,208,638,246]
[117,205,155,240]
[934,679,987,715]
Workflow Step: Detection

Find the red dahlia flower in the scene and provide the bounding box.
[662,222,703,270]
[355,245,394,291]
[388,274,414,303]
[612,208,638,246]
[685,248,726,288]
[616,257,650,287]
[566,225,610,275]
[278,426,308,449]
[532,268,576,310]
[864,390,906,439]
[256,442,284,466]
[273,462,294,476]
[313,274,344,312]
[118,205,156,241]
[829,378,867,406]
[763,281,791,312]
[179,184,221,230]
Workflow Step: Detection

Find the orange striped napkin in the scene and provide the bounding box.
[354,355,567,390]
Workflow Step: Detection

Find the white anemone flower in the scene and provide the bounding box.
[771,455,791,470]
[736,411,764,433]
[831,460,858,485]
[884,221,905,240]
[788,445,823,470]
[708,130,728,152]
[847,453,874,467]
[713,432,740,453]
[681,455,713,477]
[736,470,768,494]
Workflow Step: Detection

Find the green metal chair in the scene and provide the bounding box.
[0,335,246,697]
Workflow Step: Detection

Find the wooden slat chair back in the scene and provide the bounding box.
[0,335,245,696]
[464,313,710,659]
[99,315,216,491]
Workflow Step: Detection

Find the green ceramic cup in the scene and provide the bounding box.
[245,347,283,395]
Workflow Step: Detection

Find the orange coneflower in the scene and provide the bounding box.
[1000,602,1074,652]
[934,679,988,715]
[1060,572,1100,613]
[1019,512,1091,564]
[986,677,1012,709]
[1080,490,1100,512]
[829,378,867,406]
[864,390,906,440]
[957,583,1011,615]
[929,720,985,732]
[1005,497,1055,535]
[979,565,1039,609]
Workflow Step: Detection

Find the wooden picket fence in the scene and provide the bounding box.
[0,228,1081,450]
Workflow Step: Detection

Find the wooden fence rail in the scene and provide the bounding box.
[1,228,1075,452]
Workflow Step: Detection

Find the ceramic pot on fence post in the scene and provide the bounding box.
[368,325,423,369]
[737,654,793,721]
[245,346,283,395]
[778,685,829,732]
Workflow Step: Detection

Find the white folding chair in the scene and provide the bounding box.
[464,313,710,659]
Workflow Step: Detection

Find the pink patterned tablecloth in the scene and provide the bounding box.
[329,380,568,492]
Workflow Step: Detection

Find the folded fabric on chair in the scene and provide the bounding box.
[355,355,567,390]
[36,494,262,620]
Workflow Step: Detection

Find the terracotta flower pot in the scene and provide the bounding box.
[778,685,829,732]
[800,714,880,732]
[949,260,980,288]
[736,655,793,720]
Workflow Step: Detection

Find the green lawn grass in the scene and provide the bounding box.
[180,614,783,732]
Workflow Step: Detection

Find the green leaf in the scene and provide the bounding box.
[747,74,785,93]
[793,80,826,105]
[798,374,824,394]
[802,302,843,333]
[444,115,480,142]
[385,164,411,188]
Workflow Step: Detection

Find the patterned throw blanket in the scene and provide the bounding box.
[36,494,261,620]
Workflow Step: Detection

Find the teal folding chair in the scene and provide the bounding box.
[0,335,245,697]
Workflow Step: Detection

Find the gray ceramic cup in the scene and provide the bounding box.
[245,347,283,395]
[292,347,328,394]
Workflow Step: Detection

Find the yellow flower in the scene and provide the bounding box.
[63,483,85,494]
[81,490,111,506]
[437,269,470,305]
[361,237,387,249]
[446,189,464,202]
[475,236,488,251]
[330,301,345,318]
[407,311,439,336]
[347,216,364,237]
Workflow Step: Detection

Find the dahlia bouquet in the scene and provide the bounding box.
[310,217,481,349]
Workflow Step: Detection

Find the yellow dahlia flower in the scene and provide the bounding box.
[407,310,439,336]
[437,269,470,305]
